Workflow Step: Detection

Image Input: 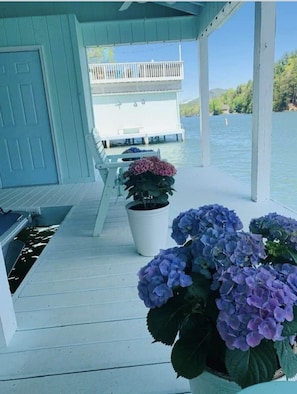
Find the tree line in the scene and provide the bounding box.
[180,51,297,117]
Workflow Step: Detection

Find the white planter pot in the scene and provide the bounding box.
[126,202,169,256]
[189,371,241,394]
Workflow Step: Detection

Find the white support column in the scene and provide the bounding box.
[251,2,276,201]
[0,248,17,347]
[198,36,210,167]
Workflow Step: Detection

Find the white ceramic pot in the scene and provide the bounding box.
[126,201,169,256]
[189,371,241,394]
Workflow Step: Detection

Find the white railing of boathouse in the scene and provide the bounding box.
[89,61,184,83]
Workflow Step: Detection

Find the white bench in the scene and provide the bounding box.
[85,128,160,236]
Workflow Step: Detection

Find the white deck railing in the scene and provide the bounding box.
[89,61,184,83]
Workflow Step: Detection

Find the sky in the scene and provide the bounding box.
[112,1,297,102]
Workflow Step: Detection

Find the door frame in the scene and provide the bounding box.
[0,45,60,188]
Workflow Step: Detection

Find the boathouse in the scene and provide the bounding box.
[90,60,185,147]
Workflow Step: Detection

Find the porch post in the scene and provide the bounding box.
[199,36,210,166]
[251,2,276,201]
[0,249,17,347]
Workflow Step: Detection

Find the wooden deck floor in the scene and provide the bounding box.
[0,167,297,393]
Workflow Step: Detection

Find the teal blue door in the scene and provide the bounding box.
[0,50,58,187]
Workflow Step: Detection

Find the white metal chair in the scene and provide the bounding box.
[85,128,160,236]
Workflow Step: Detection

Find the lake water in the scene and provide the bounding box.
[107,112,297,212]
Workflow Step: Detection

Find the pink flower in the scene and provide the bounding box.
[128,157,176,177]
[153,161,176,177]
[130,158,154,175]
[123,156,176,208]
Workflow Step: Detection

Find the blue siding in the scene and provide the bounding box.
[70,17,95,179]
[82,16,201,46]
[80,3,233,46]
[0,14,94,186]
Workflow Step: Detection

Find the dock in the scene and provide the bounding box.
[0,167,296,393]
[102,127,185,148]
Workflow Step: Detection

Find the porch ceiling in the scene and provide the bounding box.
[0,1,242,43]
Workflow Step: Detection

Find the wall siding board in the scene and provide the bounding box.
[18,18,36,46]
[180,17,198,40]
[65,15,92,179]
[131,21,146,43]
[106,23,121,44]
[81,23,96,47]
[31,16,68,182]
[45,14,93,181]
[168,19,181,41]
[94,24,108,45]
[71,17,95,178]
[3,18,21,46]
[143,20,157,43]
[47,15,79,180]
[155,21,169,42]
[119,22,133,44]
[43,15,71,180]
[0,20,8,46]
[0,14,93,185]
[82,15,200,46]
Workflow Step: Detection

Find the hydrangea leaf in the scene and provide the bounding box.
[282,306,297,336]
[147,296,187,345]
[184,273,213,314]
[171,314,211,379]
[274,338,297,378]
[287,249,297,265]
[171,339,207,379]
[225,341,278,388]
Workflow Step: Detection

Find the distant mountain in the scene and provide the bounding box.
[180,88,227,104]
[210,88,228,99]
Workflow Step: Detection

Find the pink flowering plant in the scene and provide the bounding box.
[137,204,297,388]
[123,156,176,209]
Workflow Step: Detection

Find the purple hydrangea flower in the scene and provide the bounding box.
[137,246,193,308]
[171,204,243,245]
[216,264,297,351]
[191,229,266,283]
[138,203,297,367]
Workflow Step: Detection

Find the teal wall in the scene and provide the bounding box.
[80,3,228,46]
[0,14,95,185]
[82,15,200,46]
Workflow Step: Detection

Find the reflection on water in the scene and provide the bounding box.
[8,226,58,294]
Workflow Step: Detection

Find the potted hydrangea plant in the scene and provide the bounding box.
[123,156,176,256]
[137,204,297,393]
[123,156,176,209]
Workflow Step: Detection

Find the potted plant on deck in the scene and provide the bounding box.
[137,204,297,393]
[123,156,176,256]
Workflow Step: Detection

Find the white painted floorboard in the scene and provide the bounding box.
[1,167,297,393]
[0,364,190,394]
